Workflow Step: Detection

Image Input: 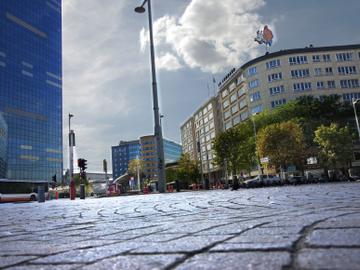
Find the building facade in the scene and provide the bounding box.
[0,113,7,178]
[140,135,182,180]
[181,44,360,177]
[180,117,196,160]
[111,136,182,181]
[0,0,62,182]
[180,96,223,183]
[111,140,140,180]
[219,44,360,130]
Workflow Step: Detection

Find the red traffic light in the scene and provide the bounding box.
[77,158,87,171]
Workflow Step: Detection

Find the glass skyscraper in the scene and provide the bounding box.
[112,137,182,181]
[0,0,62,182]
[112,140,141,180]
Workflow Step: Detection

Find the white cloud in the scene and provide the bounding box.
[140,0,274,73]
[63,0,154,171]
[156,53,182,71]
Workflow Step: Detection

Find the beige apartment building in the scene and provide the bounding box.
[219,44,360,130]
[181,44,360,178]
[180,97,223,183]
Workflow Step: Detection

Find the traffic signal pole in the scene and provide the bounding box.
[69,130,76,200]
[78,158,87,199]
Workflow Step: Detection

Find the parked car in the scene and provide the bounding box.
[244,176,262,188]
[262,175,282,186]
[287,176,305,185]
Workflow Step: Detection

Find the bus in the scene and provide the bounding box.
[0,179,49,203]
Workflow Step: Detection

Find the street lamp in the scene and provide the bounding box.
[135,0,166,193]
[68,113,76,200]
[352,99,360,141]
[251,114,262,178]
[68,113,73,134]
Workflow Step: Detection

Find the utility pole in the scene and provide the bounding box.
[68,113,76,200]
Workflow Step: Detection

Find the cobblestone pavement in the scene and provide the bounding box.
[1,182,360,270]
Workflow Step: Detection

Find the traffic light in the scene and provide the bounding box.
[77,158,87,171]
[82,159,87,171]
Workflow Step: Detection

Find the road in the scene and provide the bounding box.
[1,182,360,269]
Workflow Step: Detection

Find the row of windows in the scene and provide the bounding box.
[260,51,358,72]
[291,69,310,78]
[293,82,312,92]
[250,92,261,102]
[271,99,286,108]
[269,85,285,96]
[194,103,213,120]
[343,92,360,101]
[268,72,283,82]
[249,66,357,90]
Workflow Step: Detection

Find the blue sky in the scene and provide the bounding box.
[62,0,360,171]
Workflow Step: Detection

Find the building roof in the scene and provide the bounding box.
[241,43,360,70]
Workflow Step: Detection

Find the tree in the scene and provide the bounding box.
[314,123,353,176]
[213,121,257,175]
[176,153,200,187]
[128,159,144,176]
[256,120,306,173]
[165,167,178,183]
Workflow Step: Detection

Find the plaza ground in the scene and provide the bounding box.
[1,182,360,269]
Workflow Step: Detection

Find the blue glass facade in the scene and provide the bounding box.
[0,113,7,178]
[111,140,141,180]
[164,139,182,164]
[0,1,62,182]
[112,137,182,181]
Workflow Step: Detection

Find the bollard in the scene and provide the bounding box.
[70,180,76,200]
[55,191,59,200]
[37,185,45,203]
[175,180,180,192]
[80,184,85,199]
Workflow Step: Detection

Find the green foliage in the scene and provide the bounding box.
[256,120,306,172]
[213,120,256,174]
[74,174,89,187]
[165,167,178,183]
[177,153,200,186]
[128,159,144,176]
[314,123,353,169]
[213,94,353,174]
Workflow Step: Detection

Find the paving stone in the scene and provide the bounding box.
[0,255,37,268]
[306,228,360,247]
[82,254,185,270]
[296,248,360,270]
[32,241,149,264]
[1,183,360,269]
[7,264,83,270]
[315,215,360,229]
[175,252,291,270]
[133,235,230,253]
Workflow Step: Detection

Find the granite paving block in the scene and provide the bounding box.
[296,248,360,270]
[175,252,291,270]
[305,228,360,247]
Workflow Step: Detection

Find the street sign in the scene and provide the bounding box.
[260,157,269,163]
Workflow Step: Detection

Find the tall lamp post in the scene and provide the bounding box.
[68,113,76,200]
[353,99,360,141]
[135,0,166,193]
[251,114,262,178]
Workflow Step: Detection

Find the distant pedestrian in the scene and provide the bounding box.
[232,176,240,191]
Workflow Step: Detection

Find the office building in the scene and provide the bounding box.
[0,0,62,182]
[181,44,360,177]
[0,113,7,178]
[219,44,360,130]
[182,97,223,183]
[140,135,182,180]
[111,136,182,181]
[111,140,140,180]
